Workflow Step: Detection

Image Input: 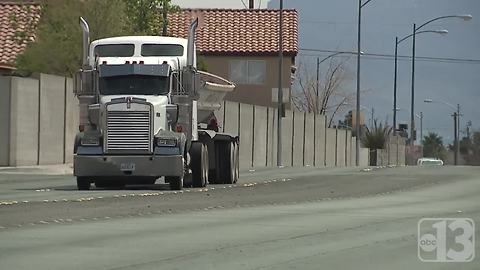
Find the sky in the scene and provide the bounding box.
[172,0,480,144]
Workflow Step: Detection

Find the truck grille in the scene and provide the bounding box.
[106,111,151,152]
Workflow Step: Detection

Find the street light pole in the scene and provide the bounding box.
[393,37,398,135]
[276,0,283,167]
[355,0,374,166]
[408,14,472,146]
[355,0,362,166]
[410,23,416,145]
[419,112,423,142]
[453,111,458,165]
[316,57,320,113]
[393,30,447,138]
[456,104,461,165]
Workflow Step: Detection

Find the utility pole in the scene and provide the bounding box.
[316,57,320,113]
[249,0,254,9]
[276,0,283,167]
[393,36,398,135]
[419,112,423,142]
[355,0,362,166]
[370,107,374,127]
[410,23,416,146]
[453,111,458,165]
[456,104,461,165]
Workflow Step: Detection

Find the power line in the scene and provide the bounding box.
[299,48,480,65]
[239,0,248,8]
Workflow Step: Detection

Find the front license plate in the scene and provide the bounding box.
[120,163,135,171]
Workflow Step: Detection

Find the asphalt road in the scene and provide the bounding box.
[0,165,479,269]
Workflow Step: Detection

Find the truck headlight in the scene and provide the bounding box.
[81,136,100,146]
[156,138,177,147]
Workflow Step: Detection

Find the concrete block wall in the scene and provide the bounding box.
[336,129,346,167]
[304,113,315,166]
[0,73,407,168]
[325,128,337,166]
[8,77,40,166]
[239,103,254,169]
[292,111,304,166]
[0,76,11,166]
[314,115,326,167]
[0,75,78,166]
[39,74,65,165]
[252,106,268,167]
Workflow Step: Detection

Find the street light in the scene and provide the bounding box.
[356,0,375,166]
[316,51,362,114]
[277,0,283,167]
[392,30,448,135]
[424,98,461,165]
[409,14,472,147]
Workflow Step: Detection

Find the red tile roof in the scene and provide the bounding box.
[0,1,41,69]
[168,9,298,56]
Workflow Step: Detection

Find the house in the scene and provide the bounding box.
[0,1,41,74]
[168,8,298,108]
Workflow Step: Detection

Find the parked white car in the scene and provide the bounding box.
[417,158,444,166]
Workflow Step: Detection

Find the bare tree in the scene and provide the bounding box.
[292,57,354,127]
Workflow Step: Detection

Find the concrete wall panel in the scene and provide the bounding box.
[0,77,11,166]
[239,103,253,169]
[359,147,370,167]
[314,115,326,167]
[336,129,346,167]
[267,107,276,167]
[253,106,268,167]
[9,77,39,166]
[223,101,239,135]
[38,74,65,165]
[281,110,293,166]
[346,130,352,166]
[325,128,337,166]
[64,78,78,163]
[351,136,356,166]
[304,113,314,166]
[292,111,304,166]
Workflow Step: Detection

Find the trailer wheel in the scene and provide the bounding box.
[77,177,91,190]
[233,142,240,183]
[221,142,236,184]
[191,142,208,188]
[167,176,183,190]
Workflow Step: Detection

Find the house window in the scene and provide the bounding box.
[229,60,266,85]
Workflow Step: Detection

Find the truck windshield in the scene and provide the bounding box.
[99,75,169,95]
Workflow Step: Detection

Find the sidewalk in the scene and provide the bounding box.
[0,164,73,175]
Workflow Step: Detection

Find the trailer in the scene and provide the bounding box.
[73,17,239,190]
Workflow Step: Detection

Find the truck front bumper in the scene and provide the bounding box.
[74,155,183,177]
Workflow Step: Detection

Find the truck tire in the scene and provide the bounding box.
[167,176,183,190]
[77,177,91,190]
[233,142,240,183]
[224,142,237,184]
[191,142,209,188]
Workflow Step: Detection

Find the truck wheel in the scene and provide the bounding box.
[223,142,236,184]
[233,142,240,183]
[167,176,183,190]
[191,142,209,188]
[77,177,91,190]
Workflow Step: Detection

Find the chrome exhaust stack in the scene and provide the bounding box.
[79,17,90,68]
[187,18,198,68]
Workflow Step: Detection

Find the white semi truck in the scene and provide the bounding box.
[73,17,239,190]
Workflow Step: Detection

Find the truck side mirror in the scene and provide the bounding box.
[166,104,179,126]
[74,70,96,96]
